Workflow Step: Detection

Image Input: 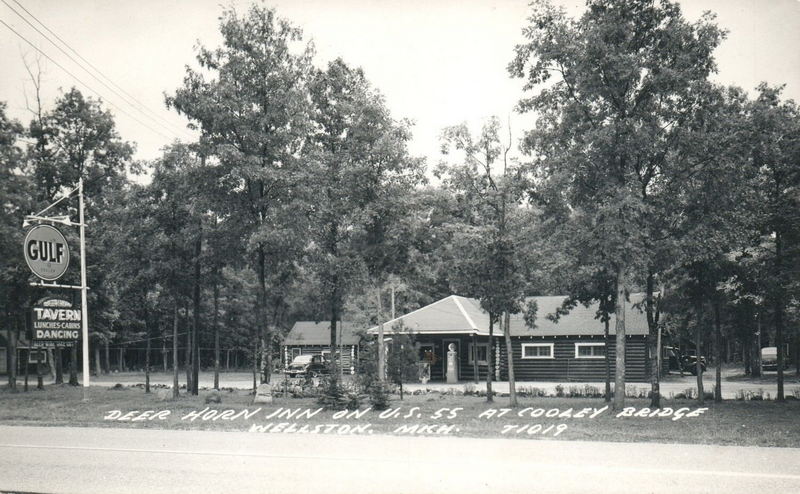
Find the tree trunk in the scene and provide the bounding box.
[69,344,78,385]
[330,286,340,379]
[376,287,385,383]
[613,265,626,410]
[604,318,611,403]
[55,347,64,384]
[46,349,54,378]
[162,338,167,373]
[713,299,722,402]
[265,332,273,385]
[252,344,258,393]
[695,297,705,404]
[646,273,660,408]
[503,312,517,407]
[185,304,192,392]
[36,350,44,390]
[257,246,271,384]
[145,307,151,394]
[486,316,494,402]
[104,341,110,374]
[213,277,220,390]
[743,334,751,375]
[172,300,179,399]
[191,224,202,395]
[7,327,17,390]
[775,231,785,401]
[725,336,732,364]
[472,334,479,385]
[118,346,124,373]
[94,345,101,377]
[753,313,762,377]
[24,348,30,392]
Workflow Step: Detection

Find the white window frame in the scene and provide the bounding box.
[468,342,489,365]
[521,343,554,360]
[575,342,605,359]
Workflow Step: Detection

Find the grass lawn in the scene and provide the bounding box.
[1,383,798,448]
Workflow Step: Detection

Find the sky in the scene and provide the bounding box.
[1,0,799,172]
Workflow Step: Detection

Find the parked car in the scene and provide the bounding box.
[680,354,707,375]
[761,347,788,371]
[285,354,328,378]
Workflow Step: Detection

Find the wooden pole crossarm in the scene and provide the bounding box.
[29,282,88,290]
[24,214,84,227]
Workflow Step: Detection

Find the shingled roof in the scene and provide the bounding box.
[368,294,649,337]
[283,321,361,346]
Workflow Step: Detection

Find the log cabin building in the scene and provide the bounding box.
[281,321,360,374]
[367,294,652,383]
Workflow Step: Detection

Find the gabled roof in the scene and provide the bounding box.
[368,294,649,337]
[509,294,649,336]
[368,295,491,335]
[283,321,360,346]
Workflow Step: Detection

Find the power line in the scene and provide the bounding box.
[2,0,192,140]
[0,18,175,141]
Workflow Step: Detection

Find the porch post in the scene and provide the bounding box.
[495,340,500,379]
[472,333,479,384]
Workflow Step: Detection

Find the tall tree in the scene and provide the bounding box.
[144,145,199,397]
[664,84,752,403]
[304,59,422,382]
[437,117,527,403]
[0,102,34,390]
[168,4,312,384]
[509,0,725,408]
[747,85,800,400]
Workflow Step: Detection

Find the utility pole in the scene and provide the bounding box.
[390,284,395,320]
[78,178,90,400]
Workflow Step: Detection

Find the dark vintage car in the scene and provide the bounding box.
[285,354,328,378]
[761,347,789,371]
[680,354,707,375]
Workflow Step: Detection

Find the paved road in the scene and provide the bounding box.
[1,425,799,494]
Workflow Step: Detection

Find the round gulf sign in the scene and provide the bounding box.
[24,224,70,281]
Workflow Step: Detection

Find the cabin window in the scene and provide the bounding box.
[468,343,489,365]
[575,342,605,359]
[521,343,554,359]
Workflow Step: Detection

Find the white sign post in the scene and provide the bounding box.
[78,178,90,397]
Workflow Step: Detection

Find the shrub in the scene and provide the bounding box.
[369,382,391,410]
[317,376,349,410]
